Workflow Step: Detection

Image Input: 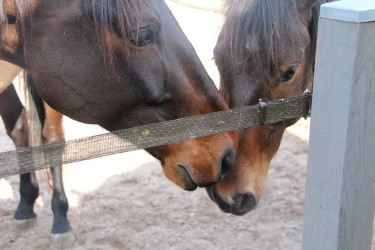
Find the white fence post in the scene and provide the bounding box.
[302,0,375,250]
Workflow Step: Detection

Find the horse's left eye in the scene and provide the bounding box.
[130,27,154,47]
[279,66,297,83]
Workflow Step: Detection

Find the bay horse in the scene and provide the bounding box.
[207,0,334,215]
[0,0,237,247]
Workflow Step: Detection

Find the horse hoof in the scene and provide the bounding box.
[50,231,75,250]
[11,218,37,231]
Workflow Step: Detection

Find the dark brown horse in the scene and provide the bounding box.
[0,0,237,247]
[208,0,333,215]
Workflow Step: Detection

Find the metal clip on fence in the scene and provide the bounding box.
[258,99,268,126]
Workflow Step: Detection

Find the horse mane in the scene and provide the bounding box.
[309,0,334,50]
[0,0,151,63]
[222,0,333,75]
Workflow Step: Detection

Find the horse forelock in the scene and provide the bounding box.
[223,0,308,75]
[84,0,152,61]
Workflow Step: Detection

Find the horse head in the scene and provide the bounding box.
[208,0,322,215]
[0,0,237,191]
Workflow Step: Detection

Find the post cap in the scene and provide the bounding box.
[321,0,375,23]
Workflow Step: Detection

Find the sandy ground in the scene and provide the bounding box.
[0,2,374,250]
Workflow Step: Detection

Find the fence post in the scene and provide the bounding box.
[302,0,375,250]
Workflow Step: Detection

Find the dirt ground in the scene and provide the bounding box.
[0,2,374,250]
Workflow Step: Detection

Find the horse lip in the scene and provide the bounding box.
[199,181,218,188]
[206,186,232,214]
[176,164,197,191]
[206,186,216,202]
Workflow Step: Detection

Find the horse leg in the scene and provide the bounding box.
[43,103,75,248]
[14,173,39,221]
[0,84,40,222]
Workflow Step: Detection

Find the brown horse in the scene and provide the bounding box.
[0,0,237,247]
[208,0,333,215]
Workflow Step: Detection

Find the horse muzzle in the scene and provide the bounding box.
[162,146,236,191]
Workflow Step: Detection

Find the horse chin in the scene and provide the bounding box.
[206,187,257,216]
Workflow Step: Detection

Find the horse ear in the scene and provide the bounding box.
[298,0,318,12]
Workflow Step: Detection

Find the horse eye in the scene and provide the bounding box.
[130,27,154,47]
[279,66,297,83]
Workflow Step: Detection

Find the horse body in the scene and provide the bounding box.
[208,0,334,215]
[1,0,236,247]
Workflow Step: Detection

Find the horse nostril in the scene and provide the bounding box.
[176,164,197,191]
[219,148,235,179]
[232,192,257,215]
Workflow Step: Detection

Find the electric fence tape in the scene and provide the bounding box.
[0,92,311,178]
